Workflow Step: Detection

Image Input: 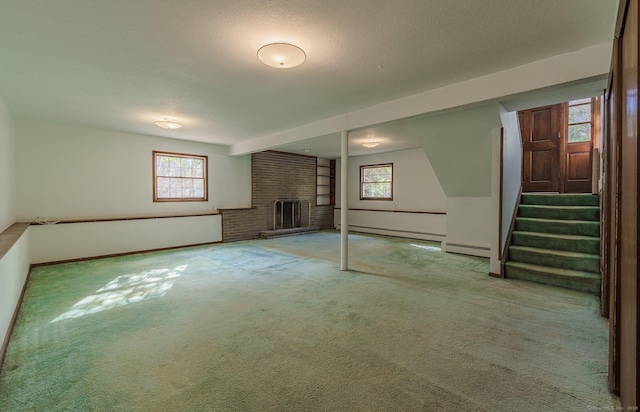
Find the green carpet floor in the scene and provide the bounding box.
[0,232,618,411]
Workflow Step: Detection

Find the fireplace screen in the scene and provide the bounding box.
[273,199,311,230]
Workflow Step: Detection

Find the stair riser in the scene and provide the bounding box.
[508,248,599,273]
[504,265,600,294]
[515,219,600,237]
[518,206,599,221]
[512,233,600,254]
[521,194,599,206]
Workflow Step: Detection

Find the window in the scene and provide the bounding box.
[153,151,208,202]
[567,98,593,143]
[360,163,393,200]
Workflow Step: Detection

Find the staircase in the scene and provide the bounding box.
[504,193,601,294]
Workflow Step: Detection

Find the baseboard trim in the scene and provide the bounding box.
[445,242,490,251]
[339,224,445,239]
[31,241,222,267]
[443,241,491,258]
[0,265,33,374]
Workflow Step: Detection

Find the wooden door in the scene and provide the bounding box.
[520,102,597,194]
[604,0,639,406]
[605,37,622,394]
[519,105,561,192]
[618,0,639,405]
[562,100,596,193]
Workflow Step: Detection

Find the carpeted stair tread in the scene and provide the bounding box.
[508,245,599,273]
[512,231,600,254]
[504,261,600,294]
[521,193,599,206]
[507,193,601,294]
[515,217,600,237]
[518,205,599,221]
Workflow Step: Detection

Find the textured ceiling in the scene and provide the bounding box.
[0,0,617,150]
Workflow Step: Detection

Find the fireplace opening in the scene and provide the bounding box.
[274,199,310,230]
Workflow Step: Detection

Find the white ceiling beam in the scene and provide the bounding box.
[230,42,611,156]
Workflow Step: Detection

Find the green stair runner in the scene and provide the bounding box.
[505,193,601,294]
[515,217,600,237]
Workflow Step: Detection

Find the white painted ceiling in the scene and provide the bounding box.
[0,0,617,157]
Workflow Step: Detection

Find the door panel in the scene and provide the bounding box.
[566,151,591,179]
[564,144,592,193]
[532,108,553,141]
[520,105,560,192]
[531,150,554,181]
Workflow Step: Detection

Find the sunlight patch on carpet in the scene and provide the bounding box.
[51,264,188,323]
[410,243,441,251]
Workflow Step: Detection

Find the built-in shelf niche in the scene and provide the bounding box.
[316,158,335,206]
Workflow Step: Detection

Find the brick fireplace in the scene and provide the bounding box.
[220,151,334,242]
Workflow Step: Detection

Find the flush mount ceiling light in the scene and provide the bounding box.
[257,43,306,69]
[154,119,182,130]
[362,139,380,148]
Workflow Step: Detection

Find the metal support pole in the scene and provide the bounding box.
[340,130,348,271]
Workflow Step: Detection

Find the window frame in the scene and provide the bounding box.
[152,151,208,202]
[360,163,393,201]
[566,98,594,144]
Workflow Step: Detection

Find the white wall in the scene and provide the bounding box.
[13,120,251,263]
[335,148,447,242]
[15,120,251,220]
[419,103,502,197]
[0,231,30,349]
[29,215,221,264]
[441,128,502,270]
[498,105,523,256]
[335,106,504,271]
[490,129,502,274]
[0,93,30,356]
[444,197,492,257]
[336,148,446,212]
[413,104,502,267]
[440,127,502,269]
[0,94,14,232]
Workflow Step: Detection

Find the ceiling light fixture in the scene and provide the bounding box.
[155,119,182,130]
[257,43,306,69]
[362,140,380,148]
